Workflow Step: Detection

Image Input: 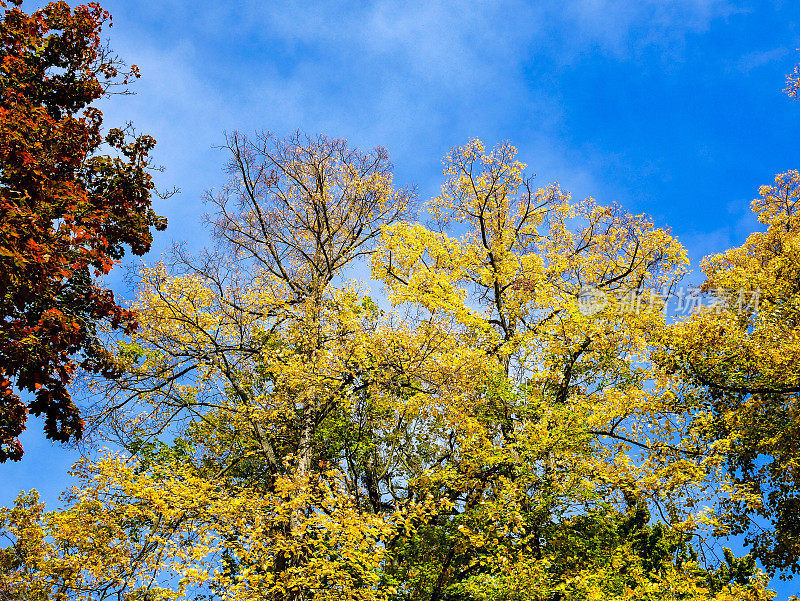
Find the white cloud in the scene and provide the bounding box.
[90,0,742,241]
[552,0,741,58]
[733,46,790,73]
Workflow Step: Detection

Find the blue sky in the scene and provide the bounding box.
[91,0,798,262]
[3,0,800,596]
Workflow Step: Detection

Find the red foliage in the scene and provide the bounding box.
[0,0,167,461]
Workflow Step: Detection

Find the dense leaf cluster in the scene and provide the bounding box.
[0,0,166,460]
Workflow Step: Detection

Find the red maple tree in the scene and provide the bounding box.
[0,0,167,461]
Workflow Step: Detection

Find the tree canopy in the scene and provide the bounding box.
[0,0,167,460]
[1,3,799,601]
[0,132,780,601]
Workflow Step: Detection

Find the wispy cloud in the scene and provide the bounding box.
[81,0,747,262]
[552,0,740,57]
[732,46,790,73]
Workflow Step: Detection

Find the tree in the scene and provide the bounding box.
[0,0,167,461]
[658,169,800,575]
[367,139,751,599]
[656,59,800,577]
[85,130,415,600]
[12,136,771,600]
[786,55,799,100]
